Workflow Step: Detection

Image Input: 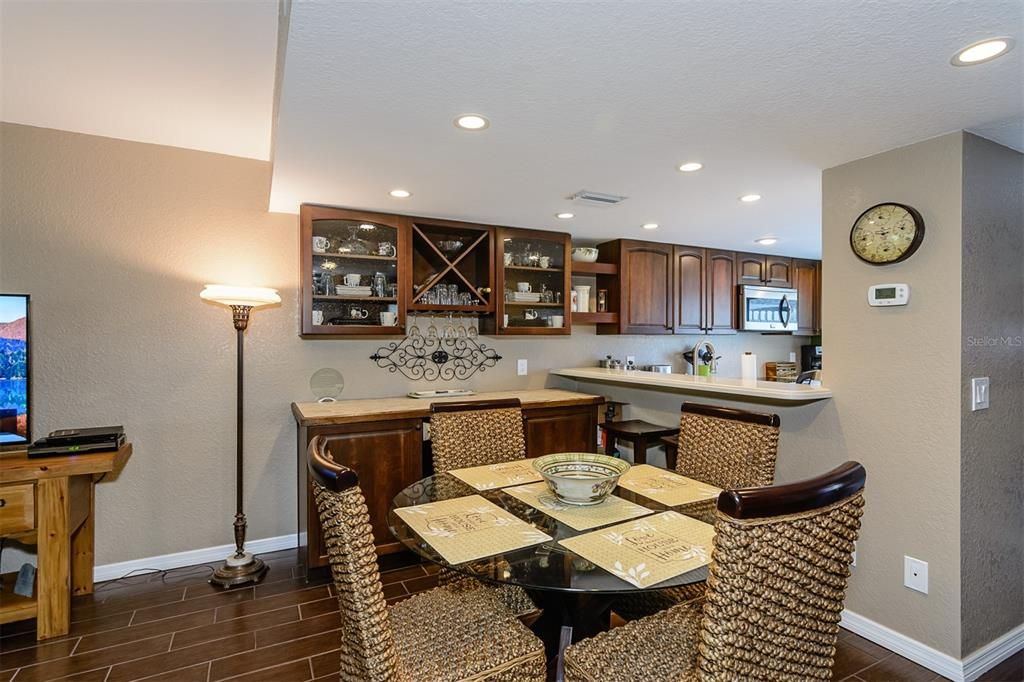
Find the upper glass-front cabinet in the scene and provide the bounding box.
[483,228,571,335]
[300,205,408,336]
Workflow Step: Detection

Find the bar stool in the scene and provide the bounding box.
[659,434,678,471]
[599,420,679,465]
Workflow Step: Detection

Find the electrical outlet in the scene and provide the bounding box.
[904,556,928,594]
[971,377,990,411]
[516,359,528,376]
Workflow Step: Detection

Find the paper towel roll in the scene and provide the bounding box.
[741,352,758,382]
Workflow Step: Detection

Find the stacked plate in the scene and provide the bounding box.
[511,292,541,302]
[335,286,373,298]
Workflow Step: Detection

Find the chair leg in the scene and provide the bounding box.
[633,436,648,465]
[607,435,618,457]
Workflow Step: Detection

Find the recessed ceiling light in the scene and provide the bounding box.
[555,212,575,219]
[642,223,659,230]
[677,162,703,172]
[389,189,411,198]
[739,194,762,203]
[951,37,1015,66]
[755,237,778,245]
[454,114,490,130]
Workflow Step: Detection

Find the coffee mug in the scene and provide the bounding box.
[312,236,329,252]
[343,273,362,287]
[349,307,369,319]
[539,256,551,269]
[377,242,396,257]
[549,315,564,328]
[379,311,398,326]
[524,309,539,320]
[517,282,532,293]
[312,310,324,326]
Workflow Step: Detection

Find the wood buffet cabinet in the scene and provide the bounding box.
[292,390,603,569]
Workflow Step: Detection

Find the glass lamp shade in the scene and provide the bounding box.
[200,285,281,308]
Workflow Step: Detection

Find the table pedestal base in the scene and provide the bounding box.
[530,591,614,662]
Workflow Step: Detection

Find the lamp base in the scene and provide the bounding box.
[209,552,268,588]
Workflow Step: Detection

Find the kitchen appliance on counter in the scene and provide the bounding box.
[739,285,798,332]
[640,364,673,373]
[599,355,623,369]
[682,341,719,375]
[801,344,822,371]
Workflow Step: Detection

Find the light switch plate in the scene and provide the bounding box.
[516,359,528,376]
[904,556,928,594]
[971,377,990,411]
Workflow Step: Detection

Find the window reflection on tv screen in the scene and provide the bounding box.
[0,294,29,445]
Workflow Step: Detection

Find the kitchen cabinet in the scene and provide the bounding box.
[706,249,739,333]
[736,252,793,288]
[794,258,821,334]
[673,246,705,333]
[598,240,674,334]
[523,404,599,456]
[483,227,571,335]
[409,217,495,313]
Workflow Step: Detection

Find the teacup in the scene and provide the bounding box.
[524,309,539,320]
[312,236,329,252]
[549,315,564,328]
[517,282,532,293]
[379,311,398,326]
[348,307,369,319]
[377,242,396,257]
[343,273,362,287]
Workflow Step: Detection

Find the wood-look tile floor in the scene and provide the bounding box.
[1,549,1021,681]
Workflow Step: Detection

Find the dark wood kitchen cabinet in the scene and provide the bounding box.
[794,258,821,334]
[736,252,793,287]
[672,247,737,334]
[705,249,739,333]
[598,240,674,334]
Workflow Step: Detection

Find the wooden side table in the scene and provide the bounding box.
[0,443,131,639]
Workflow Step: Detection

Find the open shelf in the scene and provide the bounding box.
[313,252,397,262]
[570,261,618,275]
[573,312,618,324]
[0,572,37,625]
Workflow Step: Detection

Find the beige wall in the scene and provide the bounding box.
[959,133,1024,654]
[0,123,801,568]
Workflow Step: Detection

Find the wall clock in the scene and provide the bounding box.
[849,202,925,265]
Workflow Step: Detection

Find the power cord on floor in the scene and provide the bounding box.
[94,563,215,592]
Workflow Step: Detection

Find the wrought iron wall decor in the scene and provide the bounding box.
[370,315,502,381]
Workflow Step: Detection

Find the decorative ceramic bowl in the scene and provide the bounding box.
[571,247,600,263]
[533,453,630,505]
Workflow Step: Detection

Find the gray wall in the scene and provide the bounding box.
[959,132,1024,654]
[0,123,800,569]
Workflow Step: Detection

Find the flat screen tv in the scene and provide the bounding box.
[0,294,30,447]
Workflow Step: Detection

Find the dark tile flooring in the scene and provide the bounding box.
[1,549,1020,681]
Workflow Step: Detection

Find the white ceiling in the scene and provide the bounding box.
[3,2,1021,259]
[1,0,279,160]
[269,0,1023,258]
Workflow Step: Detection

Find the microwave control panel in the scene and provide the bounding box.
[868,283,910,307]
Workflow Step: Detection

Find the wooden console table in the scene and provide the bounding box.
[0,443,131,639]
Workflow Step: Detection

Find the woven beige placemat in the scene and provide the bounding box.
[393,494,552,565]
[448,458,543,491]
[502,481,654,531]
[558,511,715,588]
[617,464,722,507]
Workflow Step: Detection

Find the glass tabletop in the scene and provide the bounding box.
[388,471,710,594]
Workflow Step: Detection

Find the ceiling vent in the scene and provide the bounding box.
[568,190,628,207]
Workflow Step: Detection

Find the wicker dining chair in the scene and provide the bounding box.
[565,461,867,682]
[613,401,782,620]
[308,437,547,682]
[430,398,540,624]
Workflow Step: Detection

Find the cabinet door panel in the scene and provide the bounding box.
[673,246,706,333]
[765,256,793,287]
[706,249,738,333]
[622,242,674,334]
[794,259,820,334]
[736,252,766,285]
[524,406,598,455]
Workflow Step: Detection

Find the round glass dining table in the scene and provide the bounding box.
[388,470,709,651]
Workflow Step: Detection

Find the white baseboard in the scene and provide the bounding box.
[841,610,1024,682]
[93,534,298,583]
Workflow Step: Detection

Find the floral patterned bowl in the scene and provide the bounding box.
[533,453,630,506]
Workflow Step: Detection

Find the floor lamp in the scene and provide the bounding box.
[200,284,281,587]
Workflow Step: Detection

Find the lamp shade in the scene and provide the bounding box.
[200,285,281,308]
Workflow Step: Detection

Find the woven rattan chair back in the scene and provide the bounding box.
[308,437,399,682]
[698,461,867,681]
[676,402,780,489]
[430,398,526,473]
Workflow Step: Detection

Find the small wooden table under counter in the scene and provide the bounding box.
[292,389,604,568]
[0,443,132,639]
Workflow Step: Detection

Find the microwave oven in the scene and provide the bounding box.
[738,285,798,332]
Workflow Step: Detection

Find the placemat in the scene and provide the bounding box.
[558,511,715,588]
[502,481,654,531]
[448,458,543,491]
[393,494,552,565]
[617,464,723,507]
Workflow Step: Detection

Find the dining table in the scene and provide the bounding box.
[388,462,717,657]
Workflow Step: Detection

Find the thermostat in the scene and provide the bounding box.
[868,283,909,306]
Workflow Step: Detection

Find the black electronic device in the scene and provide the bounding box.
[27,426,125,458]
[801,344,822,372]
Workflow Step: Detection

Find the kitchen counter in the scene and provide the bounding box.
[551,368,832,402]
[292,388,604,426]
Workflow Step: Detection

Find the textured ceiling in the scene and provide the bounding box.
[1,0,279,160]
[269,0,1023,258]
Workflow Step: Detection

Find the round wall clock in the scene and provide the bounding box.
[849,202,925,265]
